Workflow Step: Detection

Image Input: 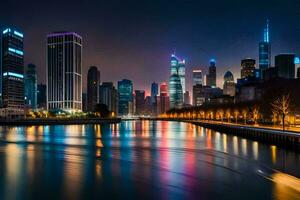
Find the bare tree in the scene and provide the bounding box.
[252,106,260,125]
[242,109,248,124]
[271,94,290,132]
[234,109,239,124]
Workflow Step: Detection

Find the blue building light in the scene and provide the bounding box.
[294,56,300,64]
[2,28,11,34]
[3,72,24,79]
[13,30,23,38]
[8,47,23,56]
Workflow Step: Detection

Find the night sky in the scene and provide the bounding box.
[1,0,300,94]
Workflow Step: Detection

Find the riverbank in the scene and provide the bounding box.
[143,118,300,150]
[0,117,121,126]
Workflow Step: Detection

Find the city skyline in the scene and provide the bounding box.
[1,0,300,94]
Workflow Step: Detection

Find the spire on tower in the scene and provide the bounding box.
[263,19,270,43]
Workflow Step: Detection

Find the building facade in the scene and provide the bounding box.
[207,59,216,87]
[135,90,145,115]
[151,82,158,103]
[223,71,236,97]
[37,84,47,109]
[87,66,100,112]
[99,82,117,114]
[25,64,37,109]
[241,58,256,79]
[47,32,82,111]
[193,69,202,86]
[1,28,25,117]
[169,74,183,109]
[160,82,170,114]
[118,79,133,116]
[275,54,295,79]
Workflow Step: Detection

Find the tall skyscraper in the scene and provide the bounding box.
[170,54,185,93]
[25,64,37,109]
[1,28,25,117]
[259,19,271,79]
[241,58,256,79]
[192,69,202,85]
[151,82,158,103]
[99,82,117,114]
[169,73,183,109]
[275,54,295,79]
[135,90,145,115]
[207,59,216,87]
[223,71,236,97]
[118,79,133,116]
[37,84,47,109]
[47,32,82,111]
[87,66,100,112]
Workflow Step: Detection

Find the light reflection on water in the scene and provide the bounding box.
[0,120,299,199]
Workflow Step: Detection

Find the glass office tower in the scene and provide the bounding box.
[47,32,82,111]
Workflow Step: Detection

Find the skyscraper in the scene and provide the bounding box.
[241,58,256,79]
[193,69,202,85]
[47,32,82,111]
[160,82,170,114]
[259,19,271,79]
[118,79,133,116]
[99,82,117,114]
[1,28,25,117]
[170,54,185,93]
[207,59,216,87]
[135,90,145,115]
[223,71,236,97]
[25,64,37,109]
[87,66,100,112]
[151,82,158,103]
[169,73,183,109]
[275,54,295,79]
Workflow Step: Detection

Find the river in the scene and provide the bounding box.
[0,120,299,199]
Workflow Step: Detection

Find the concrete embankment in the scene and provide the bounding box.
[0,118,121,126]
[143,118,300,150]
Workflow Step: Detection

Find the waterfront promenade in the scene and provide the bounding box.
[142,118,300,150]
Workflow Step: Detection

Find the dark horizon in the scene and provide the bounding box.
[1,0,300,93]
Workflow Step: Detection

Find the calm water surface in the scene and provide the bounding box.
[0,120,299,200]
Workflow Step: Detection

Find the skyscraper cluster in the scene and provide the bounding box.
[0,19,299,118]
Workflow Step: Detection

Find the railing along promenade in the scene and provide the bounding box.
[142,117,300,150]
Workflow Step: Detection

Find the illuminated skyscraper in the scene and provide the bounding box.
[169,73,183,109]
[170,54,185,93]
[1,28,25,117]
[259,19,271,79]
[25,64,37,109]
[241,58,256,78]
[193,69,202,85]
[87,66,100,112]
[118,79,133,116]
[47,32,82,111]
[151,82,158,103]
[135,90,145,115]
[207,59,216,87]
